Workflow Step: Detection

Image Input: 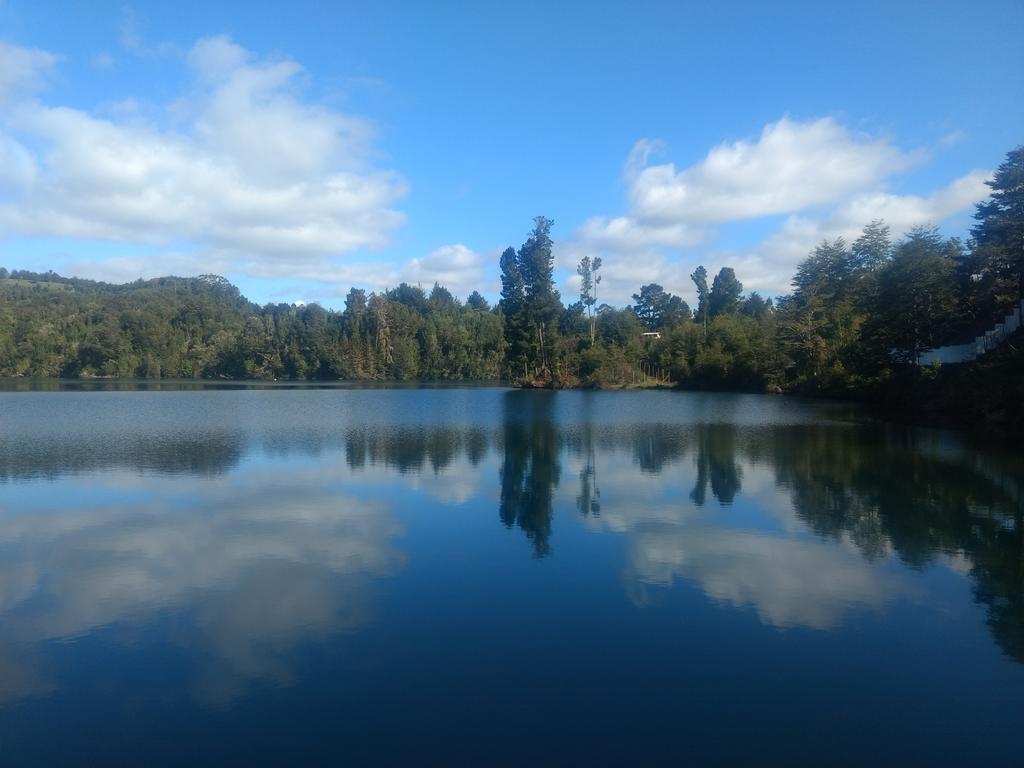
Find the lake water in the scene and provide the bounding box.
[0,387,1021,765]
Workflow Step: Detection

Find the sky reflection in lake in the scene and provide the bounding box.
[0,388,1021,765]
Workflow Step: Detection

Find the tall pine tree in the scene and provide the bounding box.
[517,216,560,382]
[972,146,1024,303]
[498,246,529,378]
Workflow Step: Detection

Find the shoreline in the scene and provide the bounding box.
[2,375,1018,440]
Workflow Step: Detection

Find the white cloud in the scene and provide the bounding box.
[577,117,918,257]
[563,117,989,303]
[0,133,38,189]
[402,243,493,296]
[0,37,408,278]
[0,41,57,103]
[187,34,248,80]
[739,169,991,295]
[626,525,904,629]
[577,215,703,251]
[0,467,404,705]
[629,117,920,224]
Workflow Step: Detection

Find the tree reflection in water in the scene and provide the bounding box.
[344,425,490,474]
[690,424,743,506]
[756,426,1024,661]
[499,391,561,557]
[488,409,1021,661]
[616,421,1024,662]
[575,395,601,518]
[3,397,1018,665]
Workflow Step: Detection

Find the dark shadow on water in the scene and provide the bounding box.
[498,391,561,557]
[749,425,1024,663]
[342,425,492,474]
[689,424,742,506]
[0,432,245,481]
[503,411,1024,662]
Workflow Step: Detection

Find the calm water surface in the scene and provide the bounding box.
[0,387,1021,765]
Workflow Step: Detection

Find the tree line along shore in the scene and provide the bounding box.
[1,146,1022,431]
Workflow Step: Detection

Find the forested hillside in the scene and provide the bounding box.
[0,271,505,380]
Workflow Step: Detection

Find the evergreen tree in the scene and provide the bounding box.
[429,283,458,311]
[779,235,872,387]
[466,291,490,311]
[792,239,854,296]
[708,267,743,317]
[871,226,960,364]
[740,292,772,319]
[386,283,430,313]
[499,245,529,378]
[517,216,561,382]
[632,283,690,330]
[343,288,367,331]
[852,220,892,272]
[576,255,602,345]
[690,265,709,336]
[972,146,1024,301]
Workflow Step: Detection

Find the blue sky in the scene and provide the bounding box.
[1,0,1021,308]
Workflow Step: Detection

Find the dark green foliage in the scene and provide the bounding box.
[498,217,560,383]
[777,237,864,389]
[690,265,709,332]
[499,392,560,556]
[740,292,772,319]
[385,282,430,313]
[429,283,458,311]
[596,305,642,347]
[518,216,561,381]
[852,220,892,272]
[0,271,504,381]
[867,226,960,365]
[645,313,782,391]
[972,146,1024,301]
[498,245,530,378]
[520,216,557,307]
[0,272,249,379]
[498,246,524,309]
[791,238,855,295]
[466,290,490,311]
[708,267,743,318]
[632,283,691,330]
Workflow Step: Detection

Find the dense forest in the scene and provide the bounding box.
[1,146,1022,426]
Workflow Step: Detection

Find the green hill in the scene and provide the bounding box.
[0,270,505,381]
